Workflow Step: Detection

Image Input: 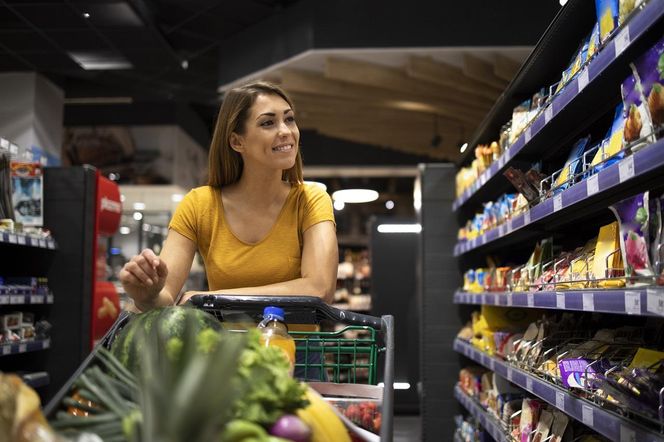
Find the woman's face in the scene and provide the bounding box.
[233,93,299,173]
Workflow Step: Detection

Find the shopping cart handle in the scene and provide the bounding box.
[187,294,384,330]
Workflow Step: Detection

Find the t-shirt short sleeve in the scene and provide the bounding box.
[168,189,198,242]
[301,184,335,232]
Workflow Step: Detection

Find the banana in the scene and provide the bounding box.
[296,387,350,442]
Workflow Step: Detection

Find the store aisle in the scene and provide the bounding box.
[394,415,421,441]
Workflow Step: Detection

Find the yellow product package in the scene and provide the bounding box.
[592,221,625,287]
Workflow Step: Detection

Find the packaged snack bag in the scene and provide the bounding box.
[630,36,664,128]
[610,192,655,282]
[587,22,601,60]
[622,64,655,149]
[591,103,625,170]
[553,135,591,192]
[595,0,619,43]
[619,0,646,25]
[510,99,531,144]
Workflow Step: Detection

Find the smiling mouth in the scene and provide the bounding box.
[272,144,293,152]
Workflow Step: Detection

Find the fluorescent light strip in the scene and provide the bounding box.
[378,382,411,390]
[377,224,421,233]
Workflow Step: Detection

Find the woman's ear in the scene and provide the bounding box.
[229,132,244,152]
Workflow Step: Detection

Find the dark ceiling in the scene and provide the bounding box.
[0,0,298,108]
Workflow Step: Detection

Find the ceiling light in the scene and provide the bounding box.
[119,226,130,235]
[133,202,145,210]
[333,200,345,211]
[378,382,411,390]
[459,142,469,153]
[133,212,143,221]
[559,0,568,5]
[142,223,151,232]
[69,51,132,70]
[171,194,184,202]
[304,181,327,191]
[83,12,90,18]
[332,189,379,203]
[65,97,133,105]
[385,200,395,210]
[377,224,422,233]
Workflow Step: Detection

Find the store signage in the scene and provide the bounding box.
[97,176,122,235]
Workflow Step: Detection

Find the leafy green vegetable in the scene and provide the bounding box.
[231,329,308,426]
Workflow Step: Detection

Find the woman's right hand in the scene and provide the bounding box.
[119,249,169,309]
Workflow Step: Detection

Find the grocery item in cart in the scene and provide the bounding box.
[258,306,296,376]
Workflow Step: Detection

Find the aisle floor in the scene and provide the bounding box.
[394,415,421,441]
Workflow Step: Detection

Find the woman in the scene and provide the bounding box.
[119,81,338,313]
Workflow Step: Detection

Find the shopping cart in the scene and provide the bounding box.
[45,294,395,441]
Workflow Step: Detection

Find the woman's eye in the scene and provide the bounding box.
[286,116,296,123]
[260,120,273,127]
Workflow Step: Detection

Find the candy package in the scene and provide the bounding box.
[609,192,655,282]
[630,35,664,128]
[595,0,619,43]
[622,65,655,149]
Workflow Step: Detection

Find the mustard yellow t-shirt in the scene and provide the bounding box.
[168,183,335,290]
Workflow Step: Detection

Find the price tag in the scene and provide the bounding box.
[18,344,26,353]
[586,174,599,196]
[525,126,532,144]
[620,425,636,442]
[489,358,495,371]
[545,105,554,124]
[527,292,535,307]
[582,405,594,427]
[480,235,487,245]
[498,224,505,237]
[494,294,500,306]
[0,138,8,149]
[507,219,513,233]
[43,340,50,349]
[499,155,506,168]
[583,292,595,311]
[524,211,531,225]
[9,143,17,155]
[556,391,565,411]
[47,240,55,250]
[619,155,635,183]
[507,367,513,382]
[505,147,512,162]
[47,295,54,303]
[526,377,533,392]
[647,289,664,316]
[8,234,17,244]
[2,345,10,355]
[481,173,488,186]
[614,26,631,57]
[10,295,23,304]
[507,293,513,306]
[0,296,8,305]
[625,291,641,315]
[578,68,590,92]
[30,295,44,304]
[17,235,26,245]
[38,239,46,248]
[553,194,563,212]
[556,292,566,309]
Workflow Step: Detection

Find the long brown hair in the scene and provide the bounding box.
[207,81,303,187]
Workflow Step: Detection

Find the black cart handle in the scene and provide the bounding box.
[187,294,383,330]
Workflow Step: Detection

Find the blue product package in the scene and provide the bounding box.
[553,135,592,193]
[595,0,619,43]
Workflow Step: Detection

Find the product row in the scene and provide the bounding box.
[462,189,664,294]
[455,0,653,198]
[459,25,664,241]
[1,311,51,344]
[457,367,609,442]
[0,277,51,296]
[457,306,664,431]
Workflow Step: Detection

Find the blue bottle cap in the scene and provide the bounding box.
[263,306,285,322]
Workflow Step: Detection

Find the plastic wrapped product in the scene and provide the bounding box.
[630,36,664,127]
[519,399,543,442]
[622,67,655,149]
[587,22,601,60]
[553,136,592,193]
[591,103,626,172]
[591,221,625,287]
[619,0,647,25]
[595,0,619,43]
[609,192,655,282]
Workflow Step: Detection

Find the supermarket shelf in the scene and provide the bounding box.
[21,371,50,389]
[454,0,664,212]
[454,385,508,442]
[453,288,664,317]
[0,232,56,250]
[454,138,664,256]
[0,338,50,357]
[453,338,664,442]
[0,293,54,306]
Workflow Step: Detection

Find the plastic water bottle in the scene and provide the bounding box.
[258,306,295,375]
